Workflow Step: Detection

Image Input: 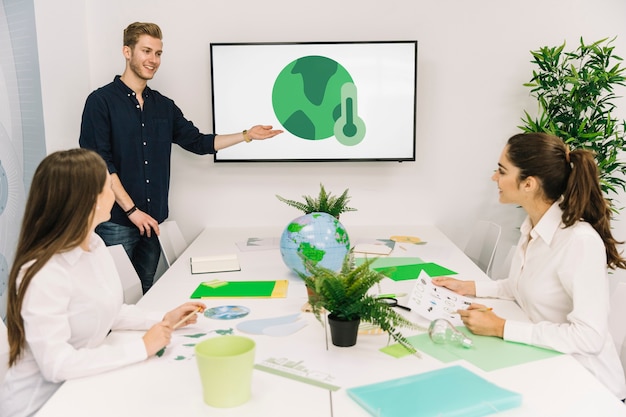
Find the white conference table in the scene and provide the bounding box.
[37,225,626,417]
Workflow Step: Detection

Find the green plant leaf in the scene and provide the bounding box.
[519,37,626,200]
[276,183,357,217]
[299,254,422,352]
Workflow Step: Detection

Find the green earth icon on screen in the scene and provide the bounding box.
[272,55,366,146]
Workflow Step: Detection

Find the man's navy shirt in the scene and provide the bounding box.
[79,76,216,227]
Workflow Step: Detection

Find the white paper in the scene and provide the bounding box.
[235,237,280,252]
[407,270,472,326]
[353,243,393,255]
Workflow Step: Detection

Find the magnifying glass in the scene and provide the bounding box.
[377,297,411,311]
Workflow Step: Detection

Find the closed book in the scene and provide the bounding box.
[190,254,240,274]
[346,365,522,417]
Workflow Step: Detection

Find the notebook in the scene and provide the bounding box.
[190,254,240,274]
[346,365,522,417]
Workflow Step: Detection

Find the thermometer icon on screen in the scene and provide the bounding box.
[334,82,366,146]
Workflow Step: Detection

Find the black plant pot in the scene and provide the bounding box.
[328,313,360,347]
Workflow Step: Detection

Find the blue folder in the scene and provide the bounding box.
[346,365,522,417]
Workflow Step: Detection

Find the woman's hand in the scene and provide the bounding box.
[457,303,505,338]
[143,303,206,356]
[431,276,476,296]
[162,302,206,329]
[143,321,173,356]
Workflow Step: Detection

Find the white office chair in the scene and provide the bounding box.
[108,244,143,304]
[491,244,516,280]
[463,220,502,277]
[158,220,188,267]
[608,282,626,378]
[0,318,9,383]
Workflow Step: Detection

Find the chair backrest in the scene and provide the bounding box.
[491,244,516,280]
[0,318,9,383]
[463,220,502,277]
[609,282,626,377]
[158,220,188,267]
[108,244,143,304]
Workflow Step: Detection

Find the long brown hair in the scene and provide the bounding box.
[507,132,626,269]
[6,149,108,366]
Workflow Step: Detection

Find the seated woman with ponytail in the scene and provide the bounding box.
[433,132,626,399]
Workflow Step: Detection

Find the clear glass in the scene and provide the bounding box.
[428,318,473,348]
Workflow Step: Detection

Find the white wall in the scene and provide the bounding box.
[33,0,626,280]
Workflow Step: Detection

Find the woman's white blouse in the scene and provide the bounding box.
[475,202,626,399]
[0,234,161,417]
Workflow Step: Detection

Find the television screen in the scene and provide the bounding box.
[210,41,417,162]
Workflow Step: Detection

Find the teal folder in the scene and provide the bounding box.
[346,365,522,417]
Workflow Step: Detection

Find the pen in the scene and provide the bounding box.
[376,293,408,299]
[173,306,203,330]
[450,307,492,315]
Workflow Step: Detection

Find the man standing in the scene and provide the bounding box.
[79,22,282,293]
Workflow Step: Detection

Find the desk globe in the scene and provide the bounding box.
[280,212,350,276]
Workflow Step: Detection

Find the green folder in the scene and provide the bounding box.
[381,327,561,371]
[190,280,288,298]
[355,257,424,269]
[374,262,457,281]
[346,365,522,417]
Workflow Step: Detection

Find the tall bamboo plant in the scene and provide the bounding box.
[519,37,626,207]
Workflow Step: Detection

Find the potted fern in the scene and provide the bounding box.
[298,255,420,351]
[519,37,626,206]
[276,183,357,218]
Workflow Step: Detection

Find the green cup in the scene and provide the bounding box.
[194,335,256,408]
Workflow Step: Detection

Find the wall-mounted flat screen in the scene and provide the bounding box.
[210,41,417,162]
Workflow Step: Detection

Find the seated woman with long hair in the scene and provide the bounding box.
[0,149,205,417]
[434,133,626,400]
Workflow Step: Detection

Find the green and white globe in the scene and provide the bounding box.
[280,212,350,276]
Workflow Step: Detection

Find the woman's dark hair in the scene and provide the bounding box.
[507,132,625,269]
[6,148,108,366]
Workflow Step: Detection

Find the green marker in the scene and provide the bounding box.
[377,293,407,299]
